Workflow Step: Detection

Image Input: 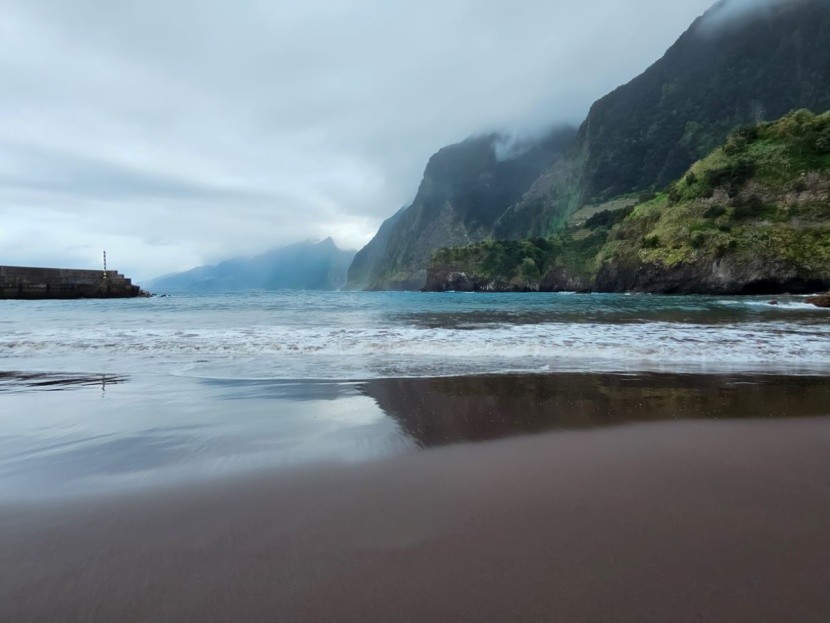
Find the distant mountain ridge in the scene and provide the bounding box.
[149,238,355,293]
[351,0,830,290]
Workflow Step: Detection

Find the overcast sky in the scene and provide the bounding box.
[0,0,719,280]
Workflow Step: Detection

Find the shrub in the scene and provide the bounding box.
[703,205,727,219]
[733,125,760,143]
[585,206,634,230]
[731,195,765,219]
[643,235,661,249]
[816,127,830,153]
[723,137,746,156]
[705,158,755,195]
[667,183,681,204]
[519,258,541,281]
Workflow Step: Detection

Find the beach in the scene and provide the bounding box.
[4,0,830,619]
[1,412,828,622]
[1,292,829,621]
[1,372,830,622]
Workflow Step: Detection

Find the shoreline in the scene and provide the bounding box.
[2,413,829,621]
[1,370,830,503]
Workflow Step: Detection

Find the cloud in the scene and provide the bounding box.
[0,0,716,280]
[697,0,793,34]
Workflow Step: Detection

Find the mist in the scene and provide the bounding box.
[699,0,800,33]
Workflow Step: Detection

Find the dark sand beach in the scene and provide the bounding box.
[1,373,829,622]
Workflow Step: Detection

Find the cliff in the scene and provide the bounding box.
[425,110,830,294]
[344,206,406,290]
[353,0,830,290]
[354,128,576,290]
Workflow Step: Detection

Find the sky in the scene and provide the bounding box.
[0,0,720,280]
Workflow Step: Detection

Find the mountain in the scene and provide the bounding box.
[584,0,830,198]
[149,238,355,293]
[425,109,830,294]
[345,127,576,290]
[498,0,830,237]
[353,0,830,290]
[344,206,406,290]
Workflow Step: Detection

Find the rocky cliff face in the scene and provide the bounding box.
[353,128,576,291]
[354,0,830,290]
[344,207,405,290]
[592,256,829,295]
[423,266,592,293]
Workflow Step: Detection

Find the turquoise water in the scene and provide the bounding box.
[0,291,828,499]
[1,291,829,379]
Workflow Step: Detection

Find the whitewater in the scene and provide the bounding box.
[1,290,829,499]
[1,291,828,379]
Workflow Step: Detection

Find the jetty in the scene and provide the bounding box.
[0,265,143,299]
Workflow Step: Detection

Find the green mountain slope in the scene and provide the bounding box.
[495,0,830,240]
[425,109,830,294]
[583,0,830,200]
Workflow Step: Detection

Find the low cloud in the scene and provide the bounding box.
[698,0,789,34]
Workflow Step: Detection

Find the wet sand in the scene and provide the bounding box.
[2,408,829,621]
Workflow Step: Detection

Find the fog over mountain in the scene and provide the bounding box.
[0,0,723,280]
[148,238,355,293]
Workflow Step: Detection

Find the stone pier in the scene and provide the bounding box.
[0,266,143,299]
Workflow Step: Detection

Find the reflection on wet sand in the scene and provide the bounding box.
[362,373,830,446]
[2,370,829,501]
[0,371,127,393]
[201,377,360,402]
[2,417,828,622]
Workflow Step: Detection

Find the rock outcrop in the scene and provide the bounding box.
[806,293,830,307]
[591,259,830,295]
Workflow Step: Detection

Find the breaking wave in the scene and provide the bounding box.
[3,317,829,379]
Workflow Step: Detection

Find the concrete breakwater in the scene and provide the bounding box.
[0,266,143,299]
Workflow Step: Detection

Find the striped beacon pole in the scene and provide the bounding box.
[103,250,107,281]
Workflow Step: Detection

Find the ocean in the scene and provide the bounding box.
[1,291,828,499]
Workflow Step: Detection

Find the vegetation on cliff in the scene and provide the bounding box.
[494,0,830,241]
[580,0,830,201]
[426,110,830,294]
